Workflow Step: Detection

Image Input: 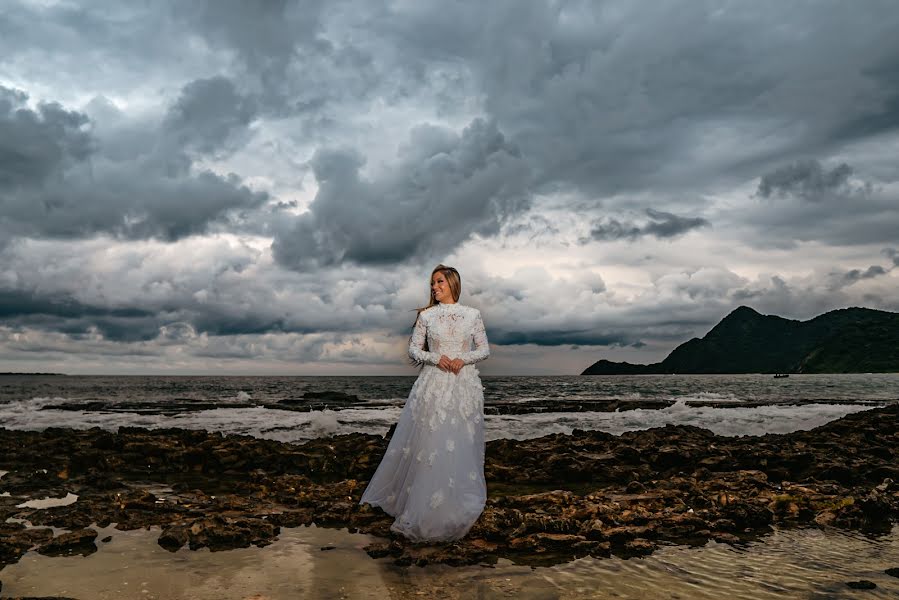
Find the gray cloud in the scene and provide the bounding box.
[734,158,899,248]
[163,76,258,157]
[0,288,160,342]
[835,54,899,141]
[882,248,899,267]
[827,264,891,291]
[272,119,531,269]
[500,214,560,241]
[0,235,413,346]
[757,160,853,200]
[374,2,899,197]
[0,86,93,188]
[173,0,330,114]
[586,209,709,242]
[3,1,899,373]
[490,329,633,347]
[0,84,269,242]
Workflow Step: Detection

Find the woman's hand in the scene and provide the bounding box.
[438,356,466,375]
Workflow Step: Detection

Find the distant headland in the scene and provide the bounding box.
[0,372,67,376]
[581,306,899,375]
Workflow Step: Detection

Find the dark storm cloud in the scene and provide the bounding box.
[0,86,93,188]
[835,54,899,140]
[174,0,326,107]
[371,2,899,198]
[3,1,899,373]
[490,329,632,347]
[0,234,409,348]
[0,289,151,321]
[841,265,888,283]
[740,160,899,248]
[826,262,892,291]
[164,76,258,156]
[643,210,710,238]
[175,0,322,68]
[8,1,899,202]
[0,84,269,242]
[7,2,899,249]
[172,0,388,128]
[586,209,709,242]
[272,119,531,270]
[883,248,899,267]
[0,284,308,344]
[757,160,853,201]
[0,288,160,342]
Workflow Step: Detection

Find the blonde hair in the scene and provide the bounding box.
[414,264,461,317]
[408,265,462,366]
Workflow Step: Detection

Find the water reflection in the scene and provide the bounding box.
[2,525,898,599]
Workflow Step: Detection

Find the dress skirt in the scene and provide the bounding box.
[359,364,487,542]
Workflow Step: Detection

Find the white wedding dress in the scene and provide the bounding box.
[359,302,490,542]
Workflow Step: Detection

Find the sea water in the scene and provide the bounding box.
[1,373,897,441]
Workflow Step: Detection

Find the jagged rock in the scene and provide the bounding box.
[272,391,360,412]
[3,596,79,600]
[157,523,190,552]
[157,515,278,552]
[35,528,98,557]
[622,539,656,556]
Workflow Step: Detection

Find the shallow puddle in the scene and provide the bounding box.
[14,492,79,509]
[1,524,898,599]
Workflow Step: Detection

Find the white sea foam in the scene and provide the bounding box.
[0,396,874,442]
[678,392,744,403]
[484,400,871,439]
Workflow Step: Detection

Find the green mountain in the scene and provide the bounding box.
[581,306,899,375]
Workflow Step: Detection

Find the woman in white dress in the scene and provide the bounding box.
[359,264,490,542]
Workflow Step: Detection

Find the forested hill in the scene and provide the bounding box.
[581,306,899,374]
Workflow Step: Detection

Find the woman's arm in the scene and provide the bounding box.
[408,315,441,366]
[457,310,490,365]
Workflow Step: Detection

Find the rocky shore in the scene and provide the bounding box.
[1,404,898,574]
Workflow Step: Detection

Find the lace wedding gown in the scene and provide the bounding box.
[359,302,490,542]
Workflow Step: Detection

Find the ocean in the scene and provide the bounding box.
[2,373,897,442]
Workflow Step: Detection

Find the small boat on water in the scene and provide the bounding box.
[773,373,790,378]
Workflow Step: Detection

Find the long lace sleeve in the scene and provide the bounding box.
[408,315,441,366]
[458,310,490,365]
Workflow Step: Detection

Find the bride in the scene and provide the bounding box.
[359,264,490,542]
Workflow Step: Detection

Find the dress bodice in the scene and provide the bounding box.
[408,303,490,366]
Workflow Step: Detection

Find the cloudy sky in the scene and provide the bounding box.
[1,0,898,375]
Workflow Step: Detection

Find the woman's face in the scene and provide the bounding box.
[431,271,451,303]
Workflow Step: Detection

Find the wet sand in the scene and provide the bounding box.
[2,523,898,599]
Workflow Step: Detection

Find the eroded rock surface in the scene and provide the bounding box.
[1,404,897,567]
